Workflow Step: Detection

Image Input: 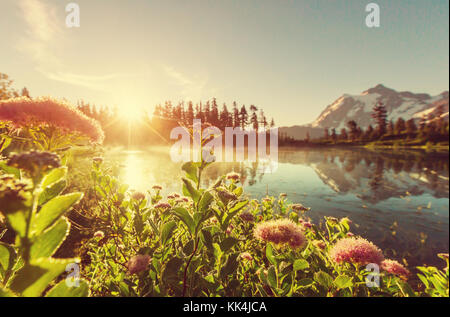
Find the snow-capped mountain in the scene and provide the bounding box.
[280,85,449,139]
[311,84,449,130]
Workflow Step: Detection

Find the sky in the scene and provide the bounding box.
[0,0,448,126]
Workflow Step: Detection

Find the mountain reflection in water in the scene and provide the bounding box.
[108,147,449,267]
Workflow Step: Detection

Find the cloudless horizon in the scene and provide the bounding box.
[0,0,448,126]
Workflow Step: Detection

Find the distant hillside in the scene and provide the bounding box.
[280,84,449,140]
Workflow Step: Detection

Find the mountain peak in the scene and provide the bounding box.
[362,84,394,95]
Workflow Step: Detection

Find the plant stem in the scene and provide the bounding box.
[182,237,199,297]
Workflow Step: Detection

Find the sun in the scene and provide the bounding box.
[119,106,144,123]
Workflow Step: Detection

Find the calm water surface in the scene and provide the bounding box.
[107,147,449,267]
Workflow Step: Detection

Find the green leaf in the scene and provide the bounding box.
[266,243,277,266]
[293,259,309,272]
[220,253,239,279]
[0,136,12,153]
[45,279,89,297]
[0,161,20,178]
[298,278,313,287]
[40,167,67,189]
[172,207,195,235]
[220,237,239,253]
[182,178,200,202]
[5,211,28,238]
[314,271,333,288]
[161,257,183,284]
[200,228,213,251]
[333,275,353,289]
[10,258,76,297]
[267,266,278,289]
[30,218,70,259]
[198,191,214,213]
[39,180,67,206]
[181,162,199,184]
[0,287,17,297]
[0,242,17,282]
[228,200,249,214]
[31,193,83,236]
[160,220,177,246]
[396,280,416,297]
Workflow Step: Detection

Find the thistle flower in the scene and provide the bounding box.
[226,172,241,182]
[381,259,410,278]
[291,203,310,212]
[0,175,32,213]
[93,157,103,164]
[226,224,234,235]
[152,185,162,191]
[216,188,237,203]
[313,240,326,250]
[7,151,60,177]
[131,192,146,201]
[0,96,104,143]
[154,202,171,210]
[328,237,384,265]
[254,218,307,249]
[127,254,151,275]
[167,193,180,199]
[239,210,255,223]
[240,252,253,261]
[93,231,104,239]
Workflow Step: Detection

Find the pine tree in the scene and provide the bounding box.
[371,102,388,137]
[210,98,219,127]
[324,128,329,140]
[232,102,240,128]
[340,128,348,140]
[239,105,248,130]
[394,117,406,135]
[21,87,31,98]
[250,105,259,131]
[270,118,275,128]
[346,120,358,141]
[387,120,394,135]
[259,109,267,131]
[331,128,337,143]
[219,103,231,130]
[405,119,417,134]
[186,101,194,124]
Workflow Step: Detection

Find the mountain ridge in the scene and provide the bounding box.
[280,84,449,140]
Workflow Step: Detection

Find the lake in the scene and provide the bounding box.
[106,146,449,268]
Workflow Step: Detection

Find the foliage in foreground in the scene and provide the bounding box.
[0,109,449,297]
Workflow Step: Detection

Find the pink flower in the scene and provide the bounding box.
[127,255,151,274]
[291,203,310,212]
[381,259,410,278]
[240,252,253,261]
[313,240,326,250]
[346,232,354,237]
[131,192,146,201]
[0,96,104,143]
[93,231,104,239]
[302,221,313,229]
[254,218,307,249]
[152,185,162,191]
[239,210,255,222]
[226,172,241,182]
[328,237,384,265]
[154,202,171,210]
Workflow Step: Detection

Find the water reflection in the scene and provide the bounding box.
[108,147,449,267]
